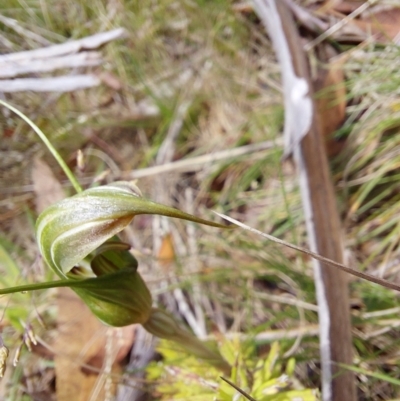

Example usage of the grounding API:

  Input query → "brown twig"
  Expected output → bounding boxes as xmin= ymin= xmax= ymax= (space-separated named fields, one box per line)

xmin=253 ymin=1 xmax=357 ymax=400
xmin=215 ymin=212 xmax=400 ymax=293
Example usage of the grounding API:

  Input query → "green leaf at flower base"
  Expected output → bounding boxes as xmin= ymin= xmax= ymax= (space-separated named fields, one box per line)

xmin=70 ymin=268 xmax=153 ymax=327
xmin=0 ymin=268 xmax=153 ymax=328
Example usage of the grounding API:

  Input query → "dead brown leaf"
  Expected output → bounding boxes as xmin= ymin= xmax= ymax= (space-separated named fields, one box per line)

xmin=55 ymin=289 xmax=135 ymax=401
xmin=81 ymin=326 xmax=135 ymax=373
xmin=360 ymin=7 xmax=400 ymax=42
xmin=330 ymin=1 xmax=365 ymax=14
xmin=322 ymin=1 xmax=400 ymax=43
xmin=55 ymin=288 xmax=105 ymax=401
xmin=157 ymin=233 xmax=176 ymax=272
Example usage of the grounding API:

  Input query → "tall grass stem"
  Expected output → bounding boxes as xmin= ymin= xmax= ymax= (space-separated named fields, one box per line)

xmin=0 ymin=99 xmax=82 ymax=193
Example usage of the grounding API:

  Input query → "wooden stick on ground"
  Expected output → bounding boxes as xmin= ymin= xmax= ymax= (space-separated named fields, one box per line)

xmin=0 ymin=28 xmax=125 ymax=63
xmin=0 ymin=28 xmax=126 ymax=93
xmin=253 ymin=1 xmax=357 ymax=400
xmin=0 ymin=75 xmax=101 ymax=93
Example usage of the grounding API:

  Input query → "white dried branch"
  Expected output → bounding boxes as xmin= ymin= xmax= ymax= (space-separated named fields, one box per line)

xmin=206 ymin=324 xmax=320 ymax=342
xmin=127 ymin=140 xmax=279 ymax=179
xmin=116 ymin=326 xmax=157 ymax=401
xmin=253 ymin=0 xmax=312 ymax=156
xmin=0 ymin=28 xmax=126 ymax=63
xmin=0 ymin=75 xmax=100 ymax=93
xmin=0 ymin=52 xmax=102 ymax=79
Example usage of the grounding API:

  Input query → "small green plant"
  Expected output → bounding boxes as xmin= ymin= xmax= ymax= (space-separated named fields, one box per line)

xmin=146 ymin=338 xmax=318 ymax=401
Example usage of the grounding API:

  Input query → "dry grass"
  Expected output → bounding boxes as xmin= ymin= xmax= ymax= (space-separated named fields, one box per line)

xmin=1 ymin=0 xmax=400 ymax=400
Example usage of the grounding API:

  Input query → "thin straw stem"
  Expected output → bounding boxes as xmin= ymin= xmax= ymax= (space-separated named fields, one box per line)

xmin=0 ymin=99 xmax=82 ymax=193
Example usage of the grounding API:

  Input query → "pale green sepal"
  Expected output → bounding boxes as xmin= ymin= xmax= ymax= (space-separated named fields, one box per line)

xmin=36 ymin=181 xmax=228 ymax=276
xmin=71 ymin=268 xmax=152 ymax=327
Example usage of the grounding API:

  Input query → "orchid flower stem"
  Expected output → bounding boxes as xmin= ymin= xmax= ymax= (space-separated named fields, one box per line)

xmin=0 ymin=279 xmax=74 ymax=295
xmin=0 ymin=270 xmax=135 ymax=295
xmin=0 ymin=99 xmax=82 ymax=194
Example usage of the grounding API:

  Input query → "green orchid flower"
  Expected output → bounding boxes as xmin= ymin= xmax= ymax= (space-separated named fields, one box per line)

xmin=0 ymin=181 xmax=230 ymax=373
xmin=35 ymin=181 xmax=225 ymax=278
